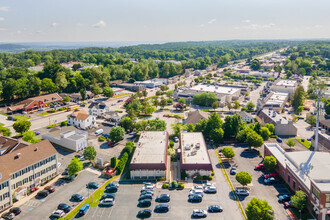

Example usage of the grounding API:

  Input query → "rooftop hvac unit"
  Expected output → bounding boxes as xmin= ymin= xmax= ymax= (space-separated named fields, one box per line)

xmin=185 ymin=144 xmax=191 ymax=150
xmin=195 ymin=143 xmax=200 ymax=149
xmin=191 ymin=150 xmax=197 ymax=155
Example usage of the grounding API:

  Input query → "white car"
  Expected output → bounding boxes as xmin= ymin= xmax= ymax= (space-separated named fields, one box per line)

xmin=235 ymin=189 xmax=249 ymax=196
xmin=99 ymin=198 xmax=115 ymax=206
xmin=143 ymin=182 xmax=155 ymax=188
xmin=51 ymin=210 xmax=65 ymax=218
xmin=202 ymin=183 xmax=215 ymax=188
xmin=189 ymin=189 xmax=204 ymax=197
xmin=190 ymin=185 xmax=203 ymax=191
xmin=142 ymin=185 xmax=154 ymax=191
xmin=192 ymin=209 xmax=207 ymax=218
xmin=204 ymin=186 xmax=217 ymax=193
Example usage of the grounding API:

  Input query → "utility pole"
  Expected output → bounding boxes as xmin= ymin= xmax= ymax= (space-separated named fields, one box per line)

xmin=314 ymin=89 xmax=323 ymax=152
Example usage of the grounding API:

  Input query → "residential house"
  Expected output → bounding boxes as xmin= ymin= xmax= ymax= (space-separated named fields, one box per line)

xmin=88 ymin=101 xmax=109 ymax=118
xmin=67 ymin=109 xmax=96 ymax=130
xmin=239 ymin=111 xmax=254 ymax=123
xmin=184 ymin=110 xmax=210 ymax=125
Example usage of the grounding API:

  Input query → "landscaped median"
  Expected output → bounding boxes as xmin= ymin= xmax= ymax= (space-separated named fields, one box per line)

xmin=213 ymin=147 xmax=247 ymax=220
xmin=59 ymin=175 xmax=119 ymax=220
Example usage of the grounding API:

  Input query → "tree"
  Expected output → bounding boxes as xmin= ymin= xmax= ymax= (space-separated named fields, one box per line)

xmin=142 ymin=90 xmax=148 ymax=98
xmin=103 ymin=86 xmax=114 ymax=98
xmin=246 ymin=130 xmax=263 ymax=149
xmin=212 ymin=102 xmax=218 ymax=110
xmin=83 ymin=146 xmax=97 ymax=163
xmin=160 ymin=84 xmax=169 ymax=91
xmin=153 ymin=97 xmax=160 ymax=108
xmin=109 ymin=126 xmax=125 ymax=142
xmin=144 ymin=106 xmax=156 ymax=115
xmin=22 ymin=130 xmax=41 ymax=143
xmin=171 ymin=123 xmax=187 ymax=137
xmin=227 ymin=102 xmax=232 ymax=110
xmin=233 ymin=100 xmax=240 ymax=109
xmin=292 ymin=86 xmax=305 ymax=111
xmin=222 ymin=147 xmax=235 ymax=160
xmin=193 ymin=92 xmax=218 ymax=106
xmin=160 ymin=98 xmax=167 ymax=108
xmin=235 ymin=171 xmax=252 ymax=188
xmin=205 ymin=112 xmax=223 ymax=136
xmin=62 ymin=96 xmax=71 ymax=102
xmin=209 ymin=127 xmax=224 ymax=144
xmin=265 ymin=123 xmax=275 ymax=135
xmin=291 ymin=190 xmax=307 ymax=218
xmin=41 ymin=78 xmax=56 ymax=93
xmin=110 ymin=157 xmax=118 ymax=169
xmin=178 ymin=97 xmax=186 ymax=104
xmin=254 ymin=122 xmax=262 ymax=134
xmin=286 ymin=138 xmax=296 ymax=147
xmin=13 ymin=120 xmax=31 ymax=134
xmin=263 ymin=156 xmax=277 ymax=172
xmin=250 ymin=59 xmax=260 ymax=70
xmin=306 ymin=115 xmax=316 ymax=126
xmin=91 ymin=83 xmax=101 ymax=95
xmin=260 ymin=127 xmax=271 ymax=140
xmin=121 ymin=116 xmax=134 ymax=131
xmin=0 ymin=127 xmax=11 ymax=137
xmin=123 ymin=141 xmax=135 ymax=155
xmin=245 ymin=197 xmax=274 ymax=220
xmin=55 ymin=72 xmax=68 ymax=91
xmin=173 ymin=102 xmax=186 ymax=111
xmin=223 ymin=114 xmax=243 ymax=138
xmin=80 ymin=88 xmax=86 ymax=101
xmin=246 ymin=101 xmax=255 ymax=112
xmin=67 ymin=157 xmax=83 ymax=176
xmin=187 ymin=123 xmax=195 ymax=132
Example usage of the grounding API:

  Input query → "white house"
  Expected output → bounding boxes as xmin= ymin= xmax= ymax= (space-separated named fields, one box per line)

xmin=88 ymin=101 xmax=109 ymax=117
xmin=239 ymin=111 xmax=254 ymax=123
xmin=67 ymin=109 xmax=96 ymax=130
xmin=42 ymin=126 xmax=88 ymax=152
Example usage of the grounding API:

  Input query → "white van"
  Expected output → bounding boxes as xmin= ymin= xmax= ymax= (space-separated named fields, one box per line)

xmin=94 ymin=129 xmax=104 ymax=136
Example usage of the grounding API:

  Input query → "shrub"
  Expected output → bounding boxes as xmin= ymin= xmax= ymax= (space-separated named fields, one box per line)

xmin=170 ymin=181 xmax=177 ymax=188
xmin=47 ymin=124 xmax=58 ymax=128
xmin=270 ymin=134 xmax=278 ymax=138
xmin=60 ymin=121 xmax=68 ymax=127
xmin=208 ymin=175 xmax=213 ymax=181
xmin=178 ymin=183 xmax=185 ymax=189
xmin=181 ymin=170 xmax=188 ymax=179
xmin=157 ymin=177 xmax=166 ymax=181
xmin=98 ymin=136 xmax=106 ymax=141
xmin=116 ymin=152 xmax=128 ymax=174
xmin=195 ymin=175 xmax=203 ymax=181
xmin=202 ymin=175 xmax=209 ymax=180
xmin=211 ymin=171 xmax=215 ymax=176
xmin=169 ymin=141 xmax=174 ymax=148
xmin=162 ymin=183 xmax=169 ymax=189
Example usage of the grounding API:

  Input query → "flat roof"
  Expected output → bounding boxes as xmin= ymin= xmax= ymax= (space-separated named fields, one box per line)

xmin=265 ymin=92 xmax=288 ymax=106
xmin=265 ymin=143 xmax=330 ymax=192
xmin=180 ymin=132 xmax=211 ymax=165
xmin=130 ymin=131 xmax=168 ymax=165
xmin=275 ymin=80 xmax=297 ymax=87
xmin=190 ymin=84 xmax=240 ymax=95
xmin=261 ymin=109 xmax=289 ymax=124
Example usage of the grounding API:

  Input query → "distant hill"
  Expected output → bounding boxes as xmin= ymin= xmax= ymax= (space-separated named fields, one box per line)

xmin=0 ymin=43 xmax=30 ymax=52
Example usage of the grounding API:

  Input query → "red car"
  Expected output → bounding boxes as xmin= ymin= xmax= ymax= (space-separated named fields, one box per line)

xmin=254 ymin=163 xmax=265 ymax=170
xmin=264 ymin=173 xmax=279 ymax=179
xmin=44 ymin=186 xmax=55 ymax=193
xmin=108 ymin=141 xmax=119 ymax=147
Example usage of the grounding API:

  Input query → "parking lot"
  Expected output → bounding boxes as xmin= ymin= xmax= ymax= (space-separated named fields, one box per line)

xmin=15 ymin=170 xmax=107 ymax=220
xmin=219 ymin=145 xmax=291 ymax=220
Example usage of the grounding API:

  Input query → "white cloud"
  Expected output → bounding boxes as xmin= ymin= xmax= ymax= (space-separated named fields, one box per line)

xmin=200 ymin=24 xmax=205 ymax=28
xmin=243 ymin=23 xmax=276 ymax=30
xmin=0 ymin=6 xmax=10 ymax=12
xmin=0 ymin=17 xmax=4 ymax=21
xmin=51 ymin=22 xmax=58 ymax=27
xmin=0 ymin=28 xmax=7 ymax=31
xmin=93 ymin=20 xmax=106 ymax=28
xmin=208 ymin=19 xmax=216 ymax=24
xmin=242 ymin=19 xmax=251 ymax=23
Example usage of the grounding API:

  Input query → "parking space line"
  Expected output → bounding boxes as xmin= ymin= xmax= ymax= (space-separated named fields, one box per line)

xmin=108 ymin=206 xmax=114 ymax=218
xmin=91 ymin=206 xmax=99 ymax=218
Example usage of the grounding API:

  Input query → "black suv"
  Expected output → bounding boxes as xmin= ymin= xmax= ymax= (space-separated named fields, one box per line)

xmin=154 ymin=204 xmax=170 ymax=213
xmin=37 ymin=190 xmax=49 ymax=198
xmin=156 ymin=194 xmax=170 ymax=202
xmin=137 ymin=209 xmax=152 ymax=218
xmin=139 ymin=194 xmax=153 ymax=201
xmin=138 ymin=199 xmax=152 ymax=207
xmin=188 ymin=194 xmax=202 ymax=202
xmin=58 ymin=203 xmax=71 ymax=213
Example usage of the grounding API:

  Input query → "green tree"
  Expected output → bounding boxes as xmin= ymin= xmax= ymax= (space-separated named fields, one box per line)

xmin=306 ymin=115 xmax=316 ymax=126
xmin=67 ymin=157 xmax=83 ymax=176
xmin=246 ymin=130 xmax=264 ymax=149
xmin=246 ymin=101 xmax=255 ymax=112
xmin=265 ymin=123 xmax=275 ymax=135
xmin=263 ymin=156 xmax=277 ymax=172
xmin=109 ymin=126 xmax=125 ymax=142
xmin=178 ymin=97 xmax=186 ymax=104
xmin=254 ymin=122 xmax=262 ymax=134
xmin=160 ymin=84 xmax=169 ymax=91
xmin=91 ymin=83 xmax=101 ymax=95
xmin=160 ymin=98 xmax=168 ymax=108
xmin=222 ymin=147 xmax=235 ymax=160
xmin=235 ymin=171 xmax=252 ymax=188
xmin=292 ymin=86 xmax=305 ymax=112
xmin=83 ymin=146 xmax=97 ymax=163
xmin=0 ymin=127 xmax=11 ymax=137
xmin=233 ymin=100 xmax=240 ymax=109
xmin=260 ymin=127 xmax=271 ymax=140
xmin=13 ymin=120 xmax=31 ymax=134
xmin=80 ymin=88 xmax=86 ymax=101
xmin=41 ymin=78 xmax=57 ymax=93
xmin=123 ymin=141 xmax=135 ymax=155
xmin=171 ymin=123 xmax=187 ymax=137
xmin=209 ymin=127 xmax=224 ymax=144
xmin=103 ymin=86 xmax=114 ymax=98
xmin=227 ymin=102 xmax=232 ymax=110
xmin=62 ymin=96 xmax=71 ymax=102
xmin=121 ymin=116 xmax=134 ymax=131
xmin=110 ymin=157 xmax=118 ymax=169
xmin=55 ymin=72 xmax=68 ymax=92
xmin=212 ymin=102 xmax=218 ymax=110
xmin=291 ymin=190 xmax=307 ymax=218
xmin=204 ymin=112 xmax=223 ymax=137
xmin=193 ymin=92 xmax=218 ymax=106
xmin=245 ymin=197 xmax=274 ymax=220
xmin=22 ymin=130 xmax=41 ymax=143
xmin=142 ymin=90 xmax=148 ymax=98
xmin=223 ymin=114 xmax=243 ymax=138
xmin=144 ymin=106 xmax=156 ymax=115
xmin=286 ymin=138 xmax=296 ymax=147
xmin=187 ymin=123 xmax=195 ymax=132
xmin=251 ymin=59 xmax=261 ymax=70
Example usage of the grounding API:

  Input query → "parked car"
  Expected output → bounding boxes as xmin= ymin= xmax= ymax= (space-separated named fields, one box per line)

xmin=107 ymin=182 xmax=119 ymax=188
xmin=141 ymin=188 xmax=154 ymax=193
xmin=230 ymin=167 xmax=237 ymax=175
xmin=44 ymin=186 xmax=55 ymax=193
xmin=141 ymin=190 xmax=154 ymax=195
xmin=107 ymin=141 xmax=119 ymax=147
xmin=22 ymin=111 xmax=27 ymax=115
xmin=138 ymin=199 xmax=152 ymax=207
xmin=37 ymin=190 xmax=49 ymax=198
xmin=202 ymin=183 xmax=215 ymax=188
xmin=57 ymin=203 xmax=71 ymax=213
xmin=276 ymin=137 xmax=282 ymax=143
xmin=105 ymin=186 xmax=118 ymax=193
xmin=156 ymin=194 xmax=170 ymax=202
xmin=204 ymin=186 xmax=217 ymax=194
xmin=143 ymin=182 xmax=155 ymax=188
xmin=7 ymin=116 xmax=14 ymax=121
xmin=154 ymin=204 xmax=170 ymax=213
xmin=190 ymin=186 xmax=203 ymax=191
xmin=38 ymin=108 xmax=45 ymax=111
xmin=173 ymin=137 xmax=179 ymax=142
xmin=101 ymin=193 xmax=116 ymax=200
xmin=189 ymin=190 xmax=204 ymax=197
xmin=79 ymin=204 xmax=90 ymax=215
xmin=99 ymin=198 xmax=115 ymax=207
xmin=188 ymin=194 xmax=202 ymax=202
xmin=1 ymin=212 xmax=14 ymax=220
xmin=87 ymin=182 xmax=100 ymax=189
xmin=139 ymin=194 xmax=153 ymax=201
xmin=254 ymin=163 xmax=265 ymax=170
xmin=278 ymin=194 xmax=291 ymax=203
xmin=51 ymin=210 xmax=65 ymax=218
xmin=102 ymin=133 xmax=110 ymax=138
xmin=264 ymin=173 xmax=279 ymax=179
xmin=137 ymin=209 xmax=152 ymax=218
xmin=208 ymin=205 xmax=223 ymax=213
xmin=34 ymin=131 xmax=40 ymax=135
xmin=192 ymin=209 xmax=207 ymax=218
xmin=142 ymin=185 xmax=154 ymax=191
xmin=9 ymin=207 xmax=21 ymax=216
xmin=235 ymin=189 xmax=249 ymax=196
xmin=264 ymin=177 xmax=280 ymax=185
xmin=71 ymin=194 xmax=84 ymax=202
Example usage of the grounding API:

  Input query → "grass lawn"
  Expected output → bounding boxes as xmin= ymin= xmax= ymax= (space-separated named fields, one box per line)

xmin=113 ymin=93 xmax=129 ymax=99
xmin=38 ymin=108 xmax=66 ymax=116
xmin=14 ymin=116 xmax=30 ymax=121
xmin=296 ymin=139 xmax=313 ymax=150
xmin=290 ymin=208 xmax=314 ymax=220
xmin=0 ymin=113 xmax=9 ymax=117
xmin=0 ymin=122 xmax=4 ymax=127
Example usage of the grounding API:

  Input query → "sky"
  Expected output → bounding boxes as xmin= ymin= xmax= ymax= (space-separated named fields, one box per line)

xmin=0 ymin=0 xmax=329 ymax=43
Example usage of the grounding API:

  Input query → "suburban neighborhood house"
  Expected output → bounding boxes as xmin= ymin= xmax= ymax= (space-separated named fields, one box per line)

xmin=0 ymin=140 xmax=58 ymax=212
xmin=184 ymin=110 xmax=210 ymax=125
xmin=239 ymin=111 xmax=254 ymax=123
xmin=257 ymin=109 xmax=297 ymax=136
xmin=179 ymin=132 xmax=212 ymax=177
xmin=88 ymin=101 xmax=109 ymax=117
xmin=42 ymin=126 xmax=88 ymax=152
xmin=6 ymin=93 xmax=63 ymax=113
xmin=264 ymin=143 xmax=330 ymax=220
xmin=129 ymin=131 xmax=168 ymax=180
xmin=67 ymin=109 xmax=96 ymax=130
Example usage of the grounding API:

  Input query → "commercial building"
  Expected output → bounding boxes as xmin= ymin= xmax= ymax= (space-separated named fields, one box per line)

xmin=271 ymin=79 xmax=298 ymax=98
xmin=112 ymin=88 xmax=126 ymax=96
xmin=67 ymin=109 xmax=96 ymax=130
xmin=258 ymin=92 xmax=289 ymax=112
xmin=129 ymin=131 xmax=168 ymax=180
xmin=7 ymin=93 xmax=63 ymax=113
xmin=116 ymin=83 xmax=146 ymax=92
xmin=88 ymin=101 xmax=109 ymax=118
xmin=264 ymin=143 xmax=330 ymax=220
xmin=134 ymin=78 xmax=168 ymax=88
xmin=257 ymin=109 xmax=297 ymax=136
xmin=0 ymin=140 xmax=58 ymax=212
xmin=42 ymin=126 xmax=88 ymax=152
xmin=179 ymin=132 xmax=212 ymax=177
